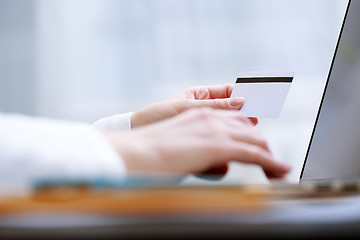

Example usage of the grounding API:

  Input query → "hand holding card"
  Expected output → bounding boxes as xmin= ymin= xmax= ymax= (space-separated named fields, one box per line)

xmin=231 ymin=72 xmax=294 ymax=118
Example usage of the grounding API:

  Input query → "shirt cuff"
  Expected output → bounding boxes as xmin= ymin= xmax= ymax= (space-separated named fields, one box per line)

xmin=0 ymin=114 xmax=127 ymax=195
xmin=92 ymin=112 xmax=133 ymax=131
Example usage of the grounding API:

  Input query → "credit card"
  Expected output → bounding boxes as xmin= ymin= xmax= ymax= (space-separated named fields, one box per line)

xmin=231 ymin=72 xmax=294 ymax=118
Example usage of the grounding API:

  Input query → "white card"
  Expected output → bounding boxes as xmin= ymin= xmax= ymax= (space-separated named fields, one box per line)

xmin=230 ymin=72 xmax=294 ymax=118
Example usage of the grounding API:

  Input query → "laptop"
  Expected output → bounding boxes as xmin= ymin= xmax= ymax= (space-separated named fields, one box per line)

xmin=299 ymin=0 xmax=360 ymax=184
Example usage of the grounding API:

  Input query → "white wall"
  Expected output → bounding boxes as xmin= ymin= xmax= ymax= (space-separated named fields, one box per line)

xmin=0 ymin=0 xmax=36 ymax=115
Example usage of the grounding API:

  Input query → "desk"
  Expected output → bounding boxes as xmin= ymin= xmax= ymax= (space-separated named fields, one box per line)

xmin=1 ymin=184 xmax=360 ymax=239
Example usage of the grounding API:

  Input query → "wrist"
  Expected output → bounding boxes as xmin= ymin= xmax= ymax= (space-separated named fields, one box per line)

xmin=101 ymin=131 xmax=158 ymax=174
xmin=130 ymin=103 xmax=164 ymax=129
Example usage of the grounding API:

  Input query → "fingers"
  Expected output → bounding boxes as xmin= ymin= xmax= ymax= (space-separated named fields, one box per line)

xmin=229 ymin=131 xmax=270 ymax=151
xmin=202 ymin=109 xmax=289 ymax=179
xmin=130 ymin=106 xmax=290 ymax=179
xmin=205 ymin=84 xmax=234 ymax=99
xmin=248 ymin=117 xmax=258 ymax=125
xmin=169 ymin=108 xmax=290 ymax=179
xmin=182 ymin=96 xmax=257 ymax=127
xmin=184 ymin=84 xmax=235 ymax=100
xmin=196 ymin=164 xmax=229 ymax=180
xmin=202 ymin=164 xmax=229 ymax=175
xmin=226 ymin=143 xmax=291 ymax=179
xmin=191 ymin=97 xmax=245 ymax=111
xmin=209 ymin=113 xmax=268 ymax=151
xmin=213 ymin=108 xmax=255 ymax=126
xmin=263 ymin=164 xmax=291 ymax=179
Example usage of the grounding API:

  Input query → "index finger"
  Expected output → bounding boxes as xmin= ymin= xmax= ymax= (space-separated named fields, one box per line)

xmin=213 ymin=108 xmax=254 ymax=126
xmin=228 ymin=143 xmax=291 ymax=179
xmin=203 ymin=84 xmax=235 ymax=99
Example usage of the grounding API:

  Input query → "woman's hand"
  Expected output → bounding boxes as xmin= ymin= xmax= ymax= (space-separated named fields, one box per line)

xmin=104 ymin=108 xmax=289 ymax=179
xmin=131 ymin=84 xmax=258 ymax=128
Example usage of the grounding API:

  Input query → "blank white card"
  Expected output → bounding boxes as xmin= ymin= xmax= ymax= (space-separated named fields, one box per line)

xmin=230 ymin=72 xmax=294 ymax=118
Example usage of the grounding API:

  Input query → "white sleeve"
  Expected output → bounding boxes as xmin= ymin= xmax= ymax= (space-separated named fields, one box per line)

xmin=0 ymin=113 xmax=127 ymax=194
xmin=92 ymin=112 xmax=133 ymax=131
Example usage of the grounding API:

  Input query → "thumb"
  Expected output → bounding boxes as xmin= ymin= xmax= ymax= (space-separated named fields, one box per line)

xmin=193 ymin=97 xmax=245 ymax=110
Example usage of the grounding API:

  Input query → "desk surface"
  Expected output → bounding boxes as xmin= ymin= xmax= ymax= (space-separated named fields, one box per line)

xmin=1 ymin=184 xmax=360 ymax=238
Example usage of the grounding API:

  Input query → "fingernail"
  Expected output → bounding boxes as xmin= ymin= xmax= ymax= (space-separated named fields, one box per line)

xmin=229 ymin=97 xmax=245 ymax=107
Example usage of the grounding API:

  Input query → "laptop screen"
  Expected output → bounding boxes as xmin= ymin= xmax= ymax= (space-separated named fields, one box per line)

xmin=300 ymin=0 xmax=360 ymax=181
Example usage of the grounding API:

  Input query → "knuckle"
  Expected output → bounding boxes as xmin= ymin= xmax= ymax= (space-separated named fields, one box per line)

xmin=182 ymin=99 xmax=195 ymax=110
xmin=208 ymin=143 xmax=227 ymax=158
xmin=210 ymin=99 xmax=222 ymax=108
xmin=249 ymin=127 xmax=262 ymax=136
xmin=249 ymin=131 xmax=268 ymax=147
xmin=195 ymin=107 xmax=213 ymax=119
xmin=248 ymin=145 xmax=269 ymax=161
xmin=235 ymin=112 xmax=252 ymax=124
xmin=257 ymin=138 xmax=268 ymax=149
xmin=194 ymin=86 xmax=209 ymax=99
xmin=258 ymin=136 xmax=268 ymax=146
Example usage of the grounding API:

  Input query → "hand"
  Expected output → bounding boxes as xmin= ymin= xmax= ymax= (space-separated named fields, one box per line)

xmin=131 ymin=84 xmax=258 ymax=128
xmin=104 ymin=108 xmax=290 ymax=179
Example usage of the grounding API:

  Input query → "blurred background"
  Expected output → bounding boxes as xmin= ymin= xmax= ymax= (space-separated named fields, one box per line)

xmin=0 ymin=0 xmax=348 ymax=183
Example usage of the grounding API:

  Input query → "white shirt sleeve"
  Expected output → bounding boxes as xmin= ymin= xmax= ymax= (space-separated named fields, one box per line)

xmin=92 ymin=112 xmax=133 ymax=131
xmin=0 ymin=113 xmax=126 ymax=194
